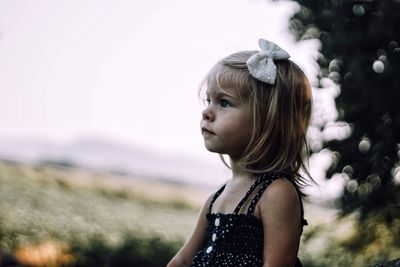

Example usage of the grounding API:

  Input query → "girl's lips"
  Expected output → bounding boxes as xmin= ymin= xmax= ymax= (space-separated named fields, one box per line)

xmin=201 ymin=127 xmax=215 ymax=135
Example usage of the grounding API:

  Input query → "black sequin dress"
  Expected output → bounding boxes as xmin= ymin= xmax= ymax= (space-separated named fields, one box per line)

xmin=191 ymin=172 xmax=307 ymax=267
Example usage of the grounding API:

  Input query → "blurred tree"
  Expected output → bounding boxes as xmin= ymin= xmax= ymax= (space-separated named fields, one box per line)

xmin=290 ymin=0 xmax=400 ymax=220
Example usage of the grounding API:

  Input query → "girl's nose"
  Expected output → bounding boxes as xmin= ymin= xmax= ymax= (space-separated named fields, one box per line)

xmin=202 ymin=106 xmax=214 ymax=121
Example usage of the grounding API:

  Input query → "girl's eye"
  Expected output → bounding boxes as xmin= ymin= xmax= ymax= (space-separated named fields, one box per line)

xmin=220 ymin=99 xmax=232 ymax=108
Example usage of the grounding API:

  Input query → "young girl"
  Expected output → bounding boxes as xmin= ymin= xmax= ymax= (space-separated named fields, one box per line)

xmin=167 ymin=39 xmax=313 ymax=267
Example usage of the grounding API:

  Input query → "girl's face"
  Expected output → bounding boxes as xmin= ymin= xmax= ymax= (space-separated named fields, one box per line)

xmin=200 ymin=83 xmax=252 ymax=160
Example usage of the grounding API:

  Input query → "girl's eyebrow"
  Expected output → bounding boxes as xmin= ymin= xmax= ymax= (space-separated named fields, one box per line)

xmin=207 ymin=88 xmax=238 ymax=99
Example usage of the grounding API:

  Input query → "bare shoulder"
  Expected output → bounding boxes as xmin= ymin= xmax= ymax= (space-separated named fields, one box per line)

xmin=257 ymin=177 xmax=301 ymax=221
xmin=260 ymin=177 xmax=300 ymax=204
xmin=202 ymin=191 xmax=215 ymax=210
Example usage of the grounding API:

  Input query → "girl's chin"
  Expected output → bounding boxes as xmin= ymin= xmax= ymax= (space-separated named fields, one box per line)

xmin=204 ymin=144 xmax=223 ymax=154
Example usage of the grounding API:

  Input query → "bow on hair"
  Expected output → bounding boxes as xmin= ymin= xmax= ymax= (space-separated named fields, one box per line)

xmin=246 ymin=39 xmax=290 ymax=85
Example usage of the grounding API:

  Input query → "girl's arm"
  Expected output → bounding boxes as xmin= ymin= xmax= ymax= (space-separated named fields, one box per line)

xmin=166 ymin=194 xmax=213 ymax=267
xmin=259 ymin=178 xmax=302 ymax=267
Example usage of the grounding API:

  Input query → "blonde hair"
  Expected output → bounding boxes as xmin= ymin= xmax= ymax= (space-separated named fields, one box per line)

xmin=200 ymin=51 xmax=314 ymax=193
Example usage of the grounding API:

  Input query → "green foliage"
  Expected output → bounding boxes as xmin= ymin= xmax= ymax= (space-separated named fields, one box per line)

xmin=290 ymin=0 xmax=400 ymax=218
xmin=70 ymin=234 xmax=181 ymax=267
xmin=299 ymin=211 xmax=400 ymax=267
xmin=0 ymin=223 xmax=181 ymax=267
xmin=0 ymin=161 xmax=196 ymax=266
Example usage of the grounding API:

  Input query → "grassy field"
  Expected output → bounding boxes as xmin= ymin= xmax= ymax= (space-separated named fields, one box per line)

xmin=0 ymin=160 xmax=399 ymax=267
xmin=0 ymin=160 xmax=209 ymax=242
xmin=0 ymin=160 xmax=207 ymax=266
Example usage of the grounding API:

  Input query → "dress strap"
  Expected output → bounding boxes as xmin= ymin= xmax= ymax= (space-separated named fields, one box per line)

xmin=300 ymin=203 xmax=308 ymax=229
xmin=298 ymin=190 xmax=308 ymax=231
xmin=232 ymin=175 xmax=265 ymax=215
xmin=246 ymin=173 xmax=309 ymax=231
xmin=246 ymin=173 xmax=281 ymax=215
xmin=208 ymin=183 xmax=227 ymax=214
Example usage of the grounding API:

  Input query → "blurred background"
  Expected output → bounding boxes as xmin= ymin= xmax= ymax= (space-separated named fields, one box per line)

xmin=0 ymin=0 xmax=399 ymax=266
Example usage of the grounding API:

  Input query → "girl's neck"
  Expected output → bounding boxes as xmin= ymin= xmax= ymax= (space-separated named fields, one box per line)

xmin=229 ymin=158 xmax=254 ymax=182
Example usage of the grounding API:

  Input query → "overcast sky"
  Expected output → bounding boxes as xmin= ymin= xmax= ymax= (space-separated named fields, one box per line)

xmin=0 ymin=0 xmax=352 ymax=201
xmin=0 ymin=0 xmax=319 ymax=159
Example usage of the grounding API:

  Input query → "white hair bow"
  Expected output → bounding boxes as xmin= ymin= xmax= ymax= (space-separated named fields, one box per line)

xmin=246 ymin=39 xmax=290 ymax=85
